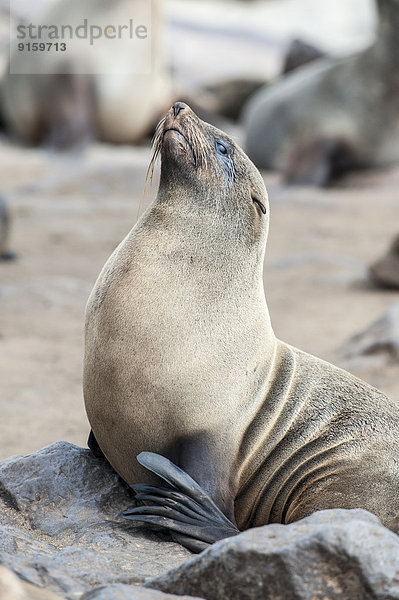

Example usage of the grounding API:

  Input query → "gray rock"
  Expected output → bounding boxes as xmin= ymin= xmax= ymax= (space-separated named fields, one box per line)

xmin=343 ymin=301 xmax=399 ymax=360
xmin=81 ymin=583 xmax=204 ymax=600
xmin=0 ymin=442 xmax=191 ymax=599
xmin=3 ymin=442 xmax=399 ymax=600
xmin=0 ymin=565 xmax=66 ymax=600
xmin=370 ymin=235 xmax=399 ymax=290
xmin=147 ymin=509 xmax=399 ymax=600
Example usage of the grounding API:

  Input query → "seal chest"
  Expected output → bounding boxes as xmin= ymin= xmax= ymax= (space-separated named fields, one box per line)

xmin=84 ymin=102 xmax=273 ymax=519
xmin=84 ymin=102 xmax=399 ymax=552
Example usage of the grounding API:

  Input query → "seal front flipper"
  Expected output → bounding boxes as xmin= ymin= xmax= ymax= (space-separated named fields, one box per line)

xmin=122 ymin=452 xmax=240 ymax=553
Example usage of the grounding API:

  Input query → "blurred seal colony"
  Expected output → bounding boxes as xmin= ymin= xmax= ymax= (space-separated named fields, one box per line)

xmin=243 ymin=0 xmax=399 ymax=185
xmin=1 ymin=0 xmax=172 ymax=148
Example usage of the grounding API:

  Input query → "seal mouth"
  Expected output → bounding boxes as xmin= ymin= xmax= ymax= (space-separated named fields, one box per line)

xmin=164 ymin=127 xmax=190 ymax=145
xmin=147 ymin=105 xmax=210 ymax=183
xmin=163 ymin=127 xmax=196 ymax=165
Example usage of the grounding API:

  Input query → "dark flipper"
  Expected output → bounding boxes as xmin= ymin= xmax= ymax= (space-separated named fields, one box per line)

xmin=122 ymin=452 xmax=240 ymax=553
xmin=87 ymin=429 xmax=106 ymax=460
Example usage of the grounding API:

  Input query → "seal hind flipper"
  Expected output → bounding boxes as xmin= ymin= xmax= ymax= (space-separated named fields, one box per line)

xmin=122 ymin=452 xmax=239 ymax=552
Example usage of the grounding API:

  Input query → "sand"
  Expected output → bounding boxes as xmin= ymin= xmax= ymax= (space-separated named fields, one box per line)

xmin=1 ymin=138 xmax=399 ymax=461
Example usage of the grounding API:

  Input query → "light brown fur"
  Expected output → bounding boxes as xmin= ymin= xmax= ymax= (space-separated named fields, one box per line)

xmin=84 ymin=103 xmax=399 ymax=532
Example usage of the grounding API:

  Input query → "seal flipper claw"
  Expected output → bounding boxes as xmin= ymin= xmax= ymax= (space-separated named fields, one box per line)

xmin=133 ymin=492 xmax=211 ymax=522
xmin=122 ymin=452 xmax=240 ymax=552
xmin=169 ymin=533 xmax=209 ymax=554
xmin=131 ymin=483 xmax=215 ymax=521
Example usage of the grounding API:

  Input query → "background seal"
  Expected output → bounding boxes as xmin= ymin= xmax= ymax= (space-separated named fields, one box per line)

xmin=242 ymin=0 xmax=399 ymax=185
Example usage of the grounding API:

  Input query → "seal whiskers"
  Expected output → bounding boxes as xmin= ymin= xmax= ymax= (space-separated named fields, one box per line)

xmin=146 ymin=116 xmax=166 ymax=185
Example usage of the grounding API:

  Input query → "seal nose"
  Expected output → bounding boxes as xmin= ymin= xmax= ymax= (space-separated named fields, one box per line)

xmin=172 ymin=102 xmax=186 ymax=118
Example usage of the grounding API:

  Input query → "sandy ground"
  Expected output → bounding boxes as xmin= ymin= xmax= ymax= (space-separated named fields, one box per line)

xmin=1 ymin=137 xmax=399 ymax=461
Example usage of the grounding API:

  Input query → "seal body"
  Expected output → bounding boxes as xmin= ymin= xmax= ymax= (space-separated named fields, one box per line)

xmin=84 ymin=102 xmax=399 ymax=549
xmin=243 ymin=0 xmax=399 ymax=185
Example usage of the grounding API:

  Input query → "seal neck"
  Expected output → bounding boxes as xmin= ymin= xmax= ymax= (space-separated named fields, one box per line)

xmin=155 ymin=182 xmax=269 ymax=261
xmin=141 ymin=185 xmax=269 ymax=312
xmin=134 ymin=185 xmax=277 ymax=387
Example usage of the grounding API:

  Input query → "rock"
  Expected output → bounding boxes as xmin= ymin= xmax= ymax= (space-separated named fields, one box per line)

xmin=283 ymin=38 xmax=326 ymax=74
xmin=369 ymin=235 xmax=399 ymax=289
xmin=0 ymin=566 xmax=64 ymax=600
xmin=342 ymin=301 xmax=399 ymax=360
xmin=81 ymin=583 xmax=204 ymax=600
xmin=2 ymin=443 xmax=399 ymax=600
xmin=146 ymin=509 xmax=399 ymax=600
xmin=0 ymin=567 xmax=23 ymax=600
xmin=0 ymin=442 xmax=191 ymax=600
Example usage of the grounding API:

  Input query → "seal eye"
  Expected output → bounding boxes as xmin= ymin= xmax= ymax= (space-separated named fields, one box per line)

xmin=216 ymin=141 xmax=228 ymax=155
xmin=215 ymin=139 xmax=234 ymax=185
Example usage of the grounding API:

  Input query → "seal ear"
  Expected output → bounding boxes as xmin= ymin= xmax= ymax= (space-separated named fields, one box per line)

xmin=252 ymin=194 xmax=267 ymax=214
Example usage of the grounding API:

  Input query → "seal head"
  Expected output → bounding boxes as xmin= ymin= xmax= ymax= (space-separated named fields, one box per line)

xmin=150 ymin=102 xmax=268 ymax=227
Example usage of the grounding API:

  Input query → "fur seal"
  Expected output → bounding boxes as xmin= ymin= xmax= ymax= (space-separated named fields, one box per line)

xmin=243 ymin=0 xmax=399 ymax=185
xmin=84 ymin=102 xmax=399 ymax=553
xmin=2 ymin=0 xmax=171 ymax=147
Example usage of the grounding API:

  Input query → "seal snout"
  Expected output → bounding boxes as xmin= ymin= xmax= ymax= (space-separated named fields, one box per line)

xmin=172 ymin=101 xmax=187 ymax=118
xmin=160 ymin=102 xmax=197 ymax=163
xmin=164 ymin=101 xmax=190 ymax=134
xmin=149 ymin=101 xmax=206 ymax=172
